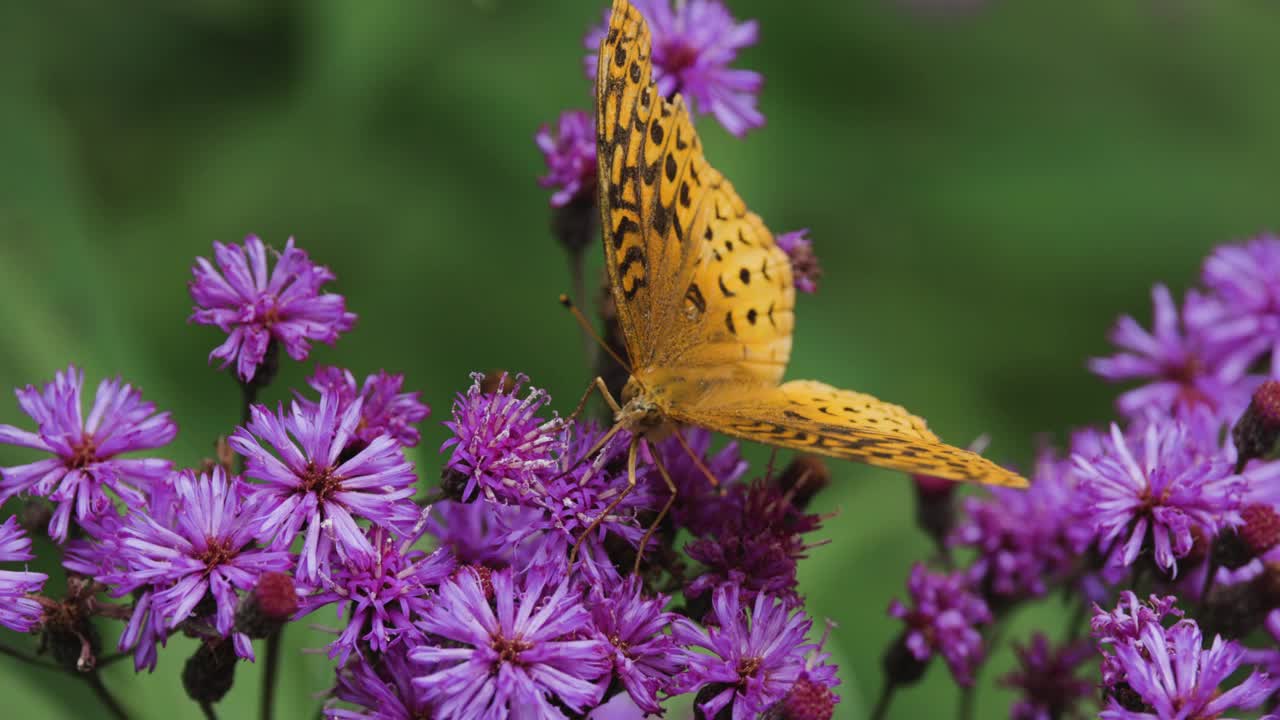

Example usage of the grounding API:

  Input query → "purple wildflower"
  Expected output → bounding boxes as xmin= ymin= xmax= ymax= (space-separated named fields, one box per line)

xmin=0 ymin=516 xmax=47 ymax=632
xmin=1091 ymin=591 xmax=1183 ymax=688
xmin=1191 ymin=234 xmax=1280 ymax=378
xmin=229 ymin=389 xmax=419 ymax=582
xmin=300 ymin=365 xmax=430 ymax=450
xmin=671 ymin=585 xmax=813 ymax=720
xmin=189 ymin=235 xmax=357 ymax=383
xmin=657 ymin=427 xmax=749 ymax=536
xmin=110 ymin=468 xmax=293 ymax=660
xmin=425 ymin=499 xmax=540 ymax=570
xmin=410 ymin=566 xmax=611 ymax=718
xmin=887 ymin=563 xmax=992 ymax=686
xmin=776 ymin=230 xmax=822 ymax=295
xmin=440 ymin=372 xmax=565 ymax=504
xmin=1100 ymin=618 xmax=1280 ymax=719
xmin=1090 ymin=284 xmax=1253 ymax=420
xmin=999 ymin=633 xmax=1094 ymax=720
xmin=300 ymin=511 xmax=455 ymax=664
xmin=536 ymin=110 xmax=597 ymax=208
xmin=0 ymin=365 xmax=176 ymax=542
xmin=1073 ymin=421 xmax=1242 ymax=576
xmin=588 ymin=576 xmax=682 ymax=714
xmin=779 ymin=622 xmax=842 ymax=720
xmin=585 ymin=0 xmax=764 ymax=137
xmin=327 ymin=647 xmax=431 ymax=719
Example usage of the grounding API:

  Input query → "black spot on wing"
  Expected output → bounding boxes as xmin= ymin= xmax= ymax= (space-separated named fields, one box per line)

xmin=725 ymin=310 xmax=736 ymax=335
xmin=746 ymin=308 xmax=758 ymax=325
xmin=613 ymin=216 xmax=639 ymax=249
xmin=718 ymin=276 xmax=735 ymax=297
xmin=739 ymin=267 xmax=751 ymax=284
xmin=665 ymin=154 xmax=677 ymax=181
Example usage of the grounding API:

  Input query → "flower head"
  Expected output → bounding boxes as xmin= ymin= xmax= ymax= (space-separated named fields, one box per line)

xmin=229 ymin=389 xmax=419 ymax=582
xmin=1073 ymin=420 xmax=1242 ymax=576
xmin=1191 ymin=234 xmax=1280 ymax=378
xmin=189 ymin=235 xmax=356 ymax=383
xmin=440 ymin=372 xmax=565 ymax=504
xmin=657 ymin=427 xmax=749 ymax=536
xmin=671 ymin=585 xmax=814 ymax=720
xmin=0 ymin=365 xmax=176 ymax=542
xmin=425 ymin=499 xmax=541 ymax=570
xmin=1091 ymin=284 xmax=1253 ymax=421
xmin=887 ymin=563 xmax=992 ymax=686
xmin=0 ymin=516 xmax=47 ymax=632
xmin=410 ymin=566 xmax=610 ymax=718
xmin=536 ymin=110 xmax=597 ymax=208
xmin=588 ymin=576 xmax=682 ymax=714
xmin=585 ymin=0 xmax=764 ymax=136
xmin=776 ymin=230 xmax=822 ymax=295
xmin=300 ymin=366 xmax=429 ymax=450
xmin=1091 ymin=591 xmax=1183 ymax=688
xmin=999 ymin=633 xmax=1094 ymax=720
xmin=327 ymin=647 xmax=431 ymax=720
xmin=301 ymin=511 xmax=455 ymax=664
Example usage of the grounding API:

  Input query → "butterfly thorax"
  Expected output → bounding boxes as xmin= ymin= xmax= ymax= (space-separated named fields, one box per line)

xmin=616 ymin=376 xmax=671 ymax=437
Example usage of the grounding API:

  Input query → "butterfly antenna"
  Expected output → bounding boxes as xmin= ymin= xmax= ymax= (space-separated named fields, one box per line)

xmin=559 ymin=294 xmax=633 ymax=375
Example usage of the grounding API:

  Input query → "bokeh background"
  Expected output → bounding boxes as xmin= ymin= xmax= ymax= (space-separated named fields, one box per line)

xmin=2 ymin=0 xmax=1278 ymax=717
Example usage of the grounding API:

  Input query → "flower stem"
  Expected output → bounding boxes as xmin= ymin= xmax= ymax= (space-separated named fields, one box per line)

xmin=200 ymin=701 xmax=219 ymax=720
xmin=870 ymin=681 xmax=896 ymax=720
xmin=0 ymin=641 xmax=61 ymax=672
xmin=85 ymin=672 xmax=130 ymax=720
xmin=957 ymin=685 xmax=975 ymax=720
xmin=259 ymin=627 xmax=283 ymax=720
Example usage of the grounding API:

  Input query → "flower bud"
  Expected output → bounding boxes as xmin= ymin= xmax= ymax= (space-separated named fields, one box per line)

xmin=1232 ymin=380 xmax=1280 ymax=470
xmin=774 ymin=455 xmax=830 ymax=511
xmin=774 ymin=678 xmax=837 ymax=720
xmin=182 ymin=639 xmax=237 ymax=705
xmin=235 ymin=572 xmax=297 ymax=639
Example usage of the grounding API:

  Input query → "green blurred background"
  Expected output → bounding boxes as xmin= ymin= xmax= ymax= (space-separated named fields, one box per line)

xmin=2 ymin=0 xmax=1278 ymax=717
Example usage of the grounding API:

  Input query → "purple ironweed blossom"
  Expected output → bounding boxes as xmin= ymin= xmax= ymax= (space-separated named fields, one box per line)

xmin=671 ymin=584 xmax=813 ymax=720
xmin=1099 ymin=618 xmax=1280 ymax=719
xmin=410 ymin=566 xmax=611 ymax=718
xmin=425 ymin=499 xmax=541 ymax=569
xmin=300 ymin=365 xmax=430 ymax=450
xmin=327 ymin=647 xmax=431 ymax=720
xmin=887 ymin=563 xmax=992 ymax=686
xmin=189 ymin=235 xmax=357 ymax=383
xmin=685 ymin=480 xmax=824 ymax=605
xmin=0 ymin=365 xmax=176 ymax=542
xmin=229 ymin=389 xmax=419 ymax=582
xmin=440 ymin=372 xmax=565 ymax=504
xmin=301 ymin=511 xmax=455 ymax=664
xmin=587 ymin=576 xmax=682 ymax=714
xmin=1191 ymin=234 xmax=1280 ymax=378
xmin=1074 ymin=421 xmax=1243 ymax=576
xmin=1092 ymin=591 xmax=1183 ymax=688
xmin=584 ymin=0 xmax=764 ymax=137
xmin=536 ymin=110 xmax=597 ymax=208
xmin=110 ymin=468 xmax=292 ymax=660
xmin=657 ymin=427 xmax=748 ymax=536
xmin=778 ymin=622 xmax=841 ymax=720
xmin=776 ymin=230 xmax=822 ymax=295
xmin=0 ymin=516 xmax=47 ymax=632
xmin=1091 ymin=284 xmax=1256 ymax=420
xmin=999 ymin=633 xmax=1094 ymax=720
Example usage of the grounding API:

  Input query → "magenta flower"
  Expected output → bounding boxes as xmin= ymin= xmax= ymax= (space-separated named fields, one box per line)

xmin=588 ymin=576 xmax=682 ymax=714
xmin=0 ymin=517 xmax=47 ymax=632
xmin=671 ymin=585 xmax=813 ymax=720
xmin=999 ymin=633 xmax=1094 ymax=720
xmin=229 ymin=389 xmax=419 ymax=582
xmin=1074 ymin=421 xmax=1242 ymax=576
xmin=888 ymin=563 xmax=992 ymax=686
xmin=327 ymin=648 xmax=432 ymax=719
xmin=410 ymin=567 xmax=611 ymax=718
xmin=1090 ymin=284 xmax=1254 ymax=420
xmin=0 ymin=365 xmax=176 ymax=542
xmin=424 ymin=499 xmax=541 ymax=570
xmin=1092 ymin=591 xmax=1183 ymax=688
xmin=657 ymin=427 xmax=748 ymax=536
xmin=776 ymin=230 xmax=822 ymax=295
xmin=189 ymin=235 xmax=356 ymax=383
xmin=1191 ymin=234 xmax=1280 ymax=378
xmin=536 ymin=109 xmax=597 ymax=208
xmin=300 ymin=365 xmax=430 ymax=450
xmin=585 ymin=0 xmax=764 ymax=137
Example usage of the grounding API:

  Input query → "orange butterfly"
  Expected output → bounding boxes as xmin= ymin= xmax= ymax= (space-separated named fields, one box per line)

xmin=566 ymin=0 xmax=1027 ymax=559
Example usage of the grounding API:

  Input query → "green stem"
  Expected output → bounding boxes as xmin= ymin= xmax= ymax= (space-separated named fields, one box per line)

xmin=85 ymin=672 xmax=129 ymax=720
xmin=259 ymin=628 xmax=283 ymax=720
xmin=0 ymin=641 xmax=62 ymax=672
xmin=870 ymin=681 xmax=896 ymax=720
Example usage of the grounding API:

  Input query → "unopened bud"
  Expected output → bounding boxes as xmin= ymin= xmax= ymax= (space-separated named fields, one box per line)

xmin=882 ymin=632 xmax=928 ymax=689
xmin=912 ymin=474 xmax=957 ymax=550
xmin=775 ymin=678 xmax=837 ymax=720
xmin=182 ymin=640 xmax=237 ymax=704
xmin=1232 ymin=380 xmax=1280 ymax=471
xmin=1240 ymin=504 xmax=1280 ymax=557
xmin=774 ymin=455 xmax=831 ymax=510
xmin=235 ymin=572 xmax=297 ymax=639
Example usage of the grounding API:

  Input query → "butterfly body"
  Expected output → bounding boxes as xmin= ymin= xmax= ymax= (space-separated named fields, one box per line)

xmin=592 ymin=0 xmax=1027 ymax=489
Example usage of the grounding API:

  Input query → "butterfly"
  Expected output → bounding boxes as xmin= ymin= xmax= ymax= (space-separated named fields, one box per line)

xmin=566 ymin=0 xmax=1027 ymax=560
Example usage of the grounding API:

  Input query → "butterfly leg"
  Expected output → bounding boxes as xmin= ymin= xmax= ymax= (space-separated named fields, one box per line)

xmin=566 ymin=375 xmax=623 ymax=423
xmin=569 ymin=433 xmax=639 ymax=567
xmin=633 ymin=437 xmax=677 ymax=574
xmin=671 ymin=428 xmax=722 ymax=487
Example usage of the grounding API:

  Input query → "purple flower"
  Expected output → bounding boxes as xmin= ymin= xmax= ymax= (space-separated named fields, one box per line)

xmin=229 ymin=389 xmax=419 ymax=582
xmin=887 ymin=563 xmax=992 ymax=686
xmin=440 ymin=372 xmax=565 ymax=504
xmin=1191 ymin=234 xmax=1280 ymax=378
xmin=657 ymin=427 xmax=748 ymax=536
xmin=776 ymin=230 xmax=822 ymax=295
xmin=109 ymin=468 xmax=293 ymax=660
xmin=536 ymin=110 xmax=597 ymax=208
xmin=425 ymin=499 xmax=541 ymax=570
xmin=189 ymin=235 xmax=357 ymax=383
xmin=999 ymin=633 xmax=1094 ymax=720
xmin=300 ymin=365 xmax=430 ymax=450
xmin=1100 ymin=618 xmax=1280 ymax=719
xmin=0 ymin=517 xmax=47 ymax=632
xmin=778 ymin=622 xmax=842 ymax=720
xmin=327 ymin=647 xmax=431 ymax=720
xmin=1090 ymin=284 xmax=1254 ymax=420
xmin=585 ymin=0 xmax=764 ymax=137
xmin=1073 ymin=421 xmax=1242 ymax=576
xmin=0 ymin=365 xmax=176 ymax=542
xmin=671 ymin=585 xmax=813 ymax=720
xmin=1092 ymin=591 xmax=1183 ymax=688
xmin=300 ymin=511 xmax=455 ymax=664
xmin=588 ymin=576 xmax=681 ymax=714
xmin=410 ymin=567 xmax=610 ymax=718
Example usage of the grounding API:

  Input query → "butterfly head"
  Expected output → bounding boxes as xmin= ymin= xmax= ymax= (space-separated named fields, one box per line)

xmin=616 ymin=376 xmax=669 ymax=437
